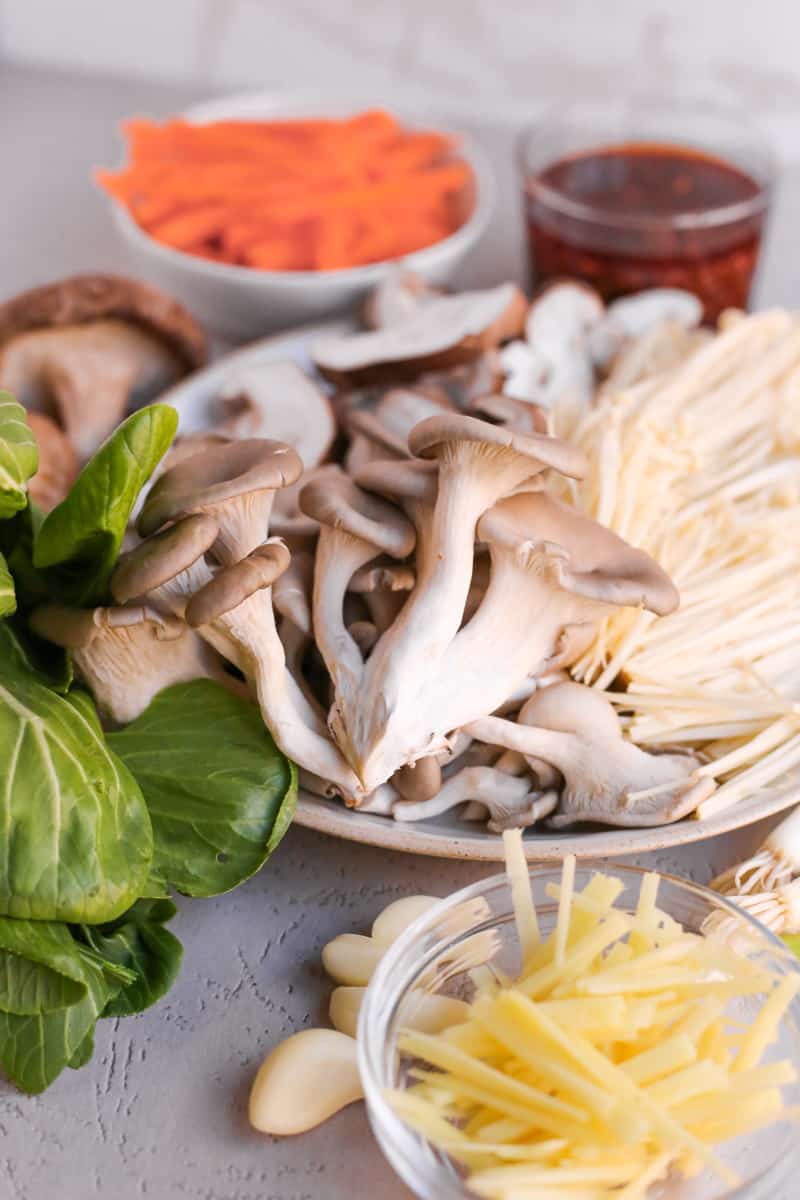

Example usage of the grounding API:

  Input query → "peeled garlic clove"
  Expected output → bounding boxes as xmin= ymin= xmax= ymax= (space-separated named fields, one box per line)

xmin=322 ymin=933 xmax=384 ymax=985
xmin=329 ymin=985 xmax=365 ymax=1037
xmin=249 ymin=1029 xmax=363 ymax=1135
xmin=371 ymin=895 xmax=439 ymax=947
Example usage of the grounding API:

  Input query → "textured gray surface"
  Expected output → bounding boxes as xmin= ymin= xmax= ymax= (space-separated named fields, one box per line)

xmin=0 ymin=61 xmax=796 ymax=1200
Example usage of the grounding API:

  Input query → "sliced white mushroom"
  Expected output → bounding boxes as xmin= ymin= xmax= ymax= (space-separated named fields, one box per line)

xmin=361 ymin=269 xmax=442 ymax=330
xmin=217 ymin=359 xmax=336 ymax=470
xmin=590 ymin=288 xmax=703 ymax=370
xmin=312 ymin=283 xmax=528 ymax=387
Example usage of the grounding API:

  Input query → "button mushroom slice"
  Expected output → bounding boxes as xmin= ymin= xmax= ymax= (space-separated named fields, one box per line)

xmin=28 ymin=602 xmax=222 ymax=725
xmin=348 ymin=562 xmax=415 ymax=632
xmin=590 ymin=288 xmax=703 ymax=371
xmin=216 ymin=360 xmax=336 ymax=471
xmin=185 ymin=542 xmax=362 ymax=802
xmin=312 ymin=283 xmax=528 ymax=387
xmin=137 ymin=439 xmax=303 ymax=566
xmin=24 ymin=411 xmax=78 ymax=510
xmin=351 ymin=417 xmax=586 ymax=792
xmin=298 ymin=471 xmax=415 ymax=770
xmin=467 ymin=681 xmax=715 ymax=828
xmin=392 ymin=755 xmax=443 ymax=803
xmin=361 ymin=269 xmax=442 ymax=330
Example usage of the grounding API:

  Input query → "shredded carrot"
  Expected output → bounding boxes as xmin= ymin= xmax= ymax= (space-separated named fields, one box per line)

xmin=97 ymin=110 xmax=474 ymax=271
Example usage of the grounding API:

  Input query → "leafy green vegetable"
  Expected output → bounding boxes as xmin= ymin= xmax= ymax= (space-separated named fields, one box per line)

xmin=109 ymin=680 xmax=297 ymax=897
xmin=0 ymin=393 xmax=37 ymax=520
xmin=0 ymin=918 xmax=89 ymax=1015
xmin=0 ymin=551 xmax=14 ymax=618
xmin=0 ymin=502 xmax=49 ymax=609
xmin=68 ymin=1027 xmax=95 ymax=1070
xmin=34 ymin=404 xmax=178 ymax=605
xmin=0 ymin=633 xmax=153 ymax=922
xmin=0 ymin=955 xmax=120 ymax=1093
xmin=782 ymin=934 xmax=800 ymax=959
xmin=77 ymin=898 xmax=182 ymax=1017
xmin=0 ymin=617 xmax=72 ymax=693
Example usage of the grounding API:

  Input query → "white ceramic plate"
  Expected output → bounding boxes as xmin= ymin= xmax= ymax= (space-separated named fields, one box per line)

xmin=158 ymin=323 xmax=800 ymax=861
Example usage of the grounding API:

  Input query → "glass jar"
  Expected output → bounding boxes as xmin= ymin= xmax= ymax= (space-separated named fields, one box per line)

xmin=359 ymin=863 xmax=800 ymax=1200
xmin=518 ymin=101 xmax=774 ymax=322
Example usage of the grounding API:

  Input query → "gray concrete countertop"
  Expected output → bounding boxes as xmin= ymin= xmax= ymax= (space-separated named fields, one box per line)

xmin=0 ymin=61 xmax=795 ymax=1200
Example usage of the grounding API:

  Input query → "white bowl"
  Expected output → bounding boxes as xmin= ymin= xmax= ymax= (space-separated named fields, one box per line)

xmin=106 ymin=89 xmax=496 ymax=342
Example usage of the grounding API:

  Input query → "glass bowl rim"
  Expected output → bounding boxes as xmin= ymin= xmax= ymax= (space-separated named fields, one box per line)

xmin=516 ymin=98 xmax=776 ymax=234
xmin=358 ymin=860 xmax=800 ymax=1200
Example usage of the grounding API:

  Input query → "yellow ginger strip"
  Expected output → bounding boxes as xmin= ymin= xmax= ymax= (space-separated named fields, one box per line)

xmin=618 ymin=1034 xmax=698 ymax=1085
xmin=734 ymin=976 xmax=800 ymax=1071
xmin=502 ymin=830 xmax=539 ymax=966
xmin=554 ymin=854 xmax=576 ymax=966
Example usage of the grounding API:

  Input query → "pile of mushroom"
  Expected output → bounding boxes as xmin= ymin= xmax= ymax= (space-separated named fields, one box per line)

xmin=101 ymin=270 xmax=725 ymax=833
xmin=0 ymin=273 xmax=208 ymax=508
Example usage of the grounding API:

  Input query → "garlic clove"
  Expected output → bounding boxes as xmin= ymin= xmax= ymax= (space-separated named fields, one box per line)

xmin=371 ymin=895 xmax=439 ymax=947
xmin=329 ymin=985 xmax=365 ymax=1037
xmin=249 ymin=1028 xmax=363 ymax=1135
xmin=321 ymin=932 xmax=384 ymax=985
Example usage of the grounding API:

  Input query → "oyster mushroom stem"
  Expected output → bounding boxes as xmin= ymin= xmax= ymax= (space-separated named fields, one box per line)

xmin=392 ymin=755 xmax=442 ymax=803
xmin=349 ymin=562 xmax=415 ymax=632
xmin=185 ymin=543 xmax=363 ymax=803
xmin=393 ymin=764 xmax=554 ymax=831
xmin=138 ymin=439 xmax=303 ymax=566
xmin=403 ymin=490 xmax=678 ymax=745
xmin=28 ymin=603 xmax=221 ymax=725
xmin=354 ymin=417 xmax=587 ymax=791
xmin=466 ymin=681 xmax=714 ymax=828
xmin=299 ymin=472 xmax=415 ymax=767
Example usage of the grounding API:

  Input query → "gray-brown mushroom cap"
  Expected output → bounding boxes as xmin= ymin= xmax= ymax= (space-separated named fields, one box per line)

xmin=349 ymin=563 xmax=416 ymax=595
xmin=409 ymin=412 xmax=587 ymax=481
xmin=185 ymin=542 xmax=291 ymax=628
xmin=299 ymin=472 xmax=416 ymax=559
xmin=353 ymin=458 xmax=438 ymax=504
xmin=478 ymin=492 xmax=679 ymax=616
xmin=471 ymin=393 xmax=549 ymax=435
xmin=0 ymin=273 xmax=208 ymax=369
xmin=111 ymin=514 xmax=220 ymax=604
xmin=137 ymin=439 xmax=303 ymax=537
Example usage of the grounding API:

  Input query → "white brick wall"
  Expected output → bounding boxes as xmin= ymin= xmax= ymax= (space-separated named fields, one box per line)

xmin=2 ymin=0 xmax=800 ymax=155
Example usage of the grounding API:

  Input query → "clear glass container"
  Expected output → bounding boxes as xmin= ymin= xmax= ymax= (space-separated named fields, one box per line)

xmin=518 ymin=101 xmax=775 ymax=322
xmin=359 ymin=863 xmax=800 ymax=1200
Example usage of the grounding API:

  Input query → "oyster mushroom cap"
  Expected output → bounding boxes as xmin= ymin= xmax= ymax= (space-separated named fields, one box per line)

xmin=467 ymin=681 xmax=714 ymax=829
xmin=361 ymin=269 xmax=442 ymax=330
xmin=312 ymin=283 xmax=528 ymax=387
xmin=479 ymin=492 xmax=679 ymax=617
xmin=186 ymin=541 xmax=291 ymax=628
xmin=298 ymin=472 xmax=416 ymax=560
xmin=270 ymin=463 xmax=343 ymax=541
xmin=24 ymin=410 xmax=78 ymax=510
xmin=111 ymin=513 xmax=220 ymax=605
xmin=347 ymin=386 xmax=454 ymax=460
xmin=471 ymin=392 xmax=549 ymax=435
xmin=137 ymin=438 xmax=303 ymax=564
xmin=28 ymin=602 xmax=216 ymax=725
xmin=409 ymin=412 xmax=587 ymax=482
xmin=349 ymin=562 xmax=416 ymax=597
xmin=392 ymin=754 xmax=442 ymax=803
xmin=354 ymin=458 xmax=438 ymax=506
xmin=217 ymin=359 xmax=336 ymax=470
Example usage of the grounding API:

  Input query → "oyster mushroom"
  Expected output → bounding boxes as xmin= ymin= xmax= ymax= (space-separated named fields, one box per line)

xmin=24 ymin=411 xmax=78 ymax=509
xmin=344 ymin=386 xmax=453 ymax=472
xmin=393 ymin=763 xmax=555 ymax=831
xmin=361 ymin=269 xmax=442 ymax=330
xmin=410 ymin=490 xmax=677 ymax=739
xmin=0 ymin=273 xmax=206 ymax=459
xmin=138 ymin=439 xmax=303 ymax=565
xmin=352 ymin=416 xmax=586 ymax=791
xmin=28 ymin=603 xmax=221 ymax=725
xmin=216 ymin=360 xmax=336 ymax=471
xmin=111 ymin=513 xmax=220 ymax=615
xmin=392 ymin=755 xmax=442 ymax=803
xmin=470 ymin=393 xmax=548 ymax=436
xmin=467 ymin=681 xmax=714 ymax=828
xmin=298 ymin=471 xmax=415 ymax=770
xmin=272 ymin=550 xmax=315 ymax=637
xmin=348 ymin=562 xmax=415 ymax=632
xmin=312 ymin=283 xmax=528 ymax=387
xmin=185 ymin=542 xmax=362 ymax=802
xmin=271 ymin=464 xmax=343 ymax=542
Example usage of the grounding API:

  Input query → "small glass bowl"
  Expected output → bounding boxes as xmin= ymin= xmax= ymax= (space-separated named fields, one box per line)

xmin=359 ymin=863 xmax=800 ymax=1200
xmin=518 ymin=100 xmax=774 ymax=321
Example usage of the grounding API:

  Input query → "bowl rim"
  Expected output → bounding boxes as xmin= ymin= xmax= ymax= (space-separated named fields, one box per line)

xmin=105 ymin=87 xmax=496 ymax=286
xmin=358 ymin=860 xmax=800 ymax=1200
